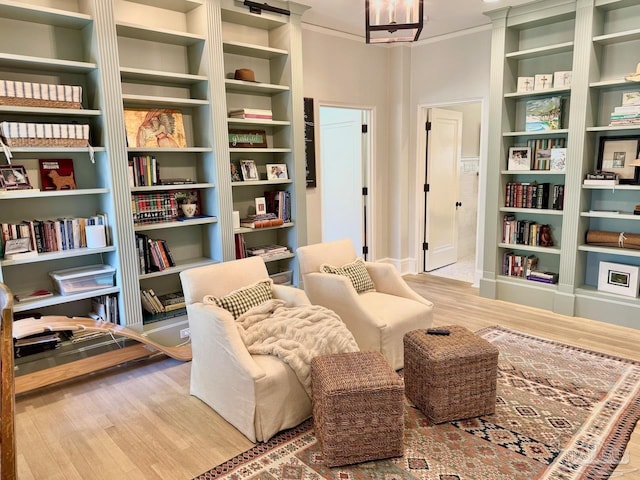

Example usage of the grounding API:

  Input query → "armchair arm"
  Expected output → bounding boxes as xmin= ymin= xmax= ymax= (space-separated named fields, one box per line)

xmin=272 ymin=284 xmax=311 ymax=306
xmin=365 ymin=262 xmax=434 ymax=308
xmin=304 ymin=272 xmax=384 ymax=352
xmin=187 ymin=302 xmax=265 ymax=442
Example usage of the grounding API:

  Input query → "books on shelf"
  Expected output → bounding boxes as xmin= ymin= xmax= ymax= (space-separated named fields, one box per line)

xmin=39 ymin=159 xmax=76 ymax=190
xmin=246 ymin=244 xmax=291 ymax=259
xmin=128 ymin=155 xmax=159 ymax=187
xmin=527 ymin=270 xmax=559 ymax=284
xmin=583 ymin=179 xmax=619 ymax=186
xmin=525 ymin=96 xmax=562 ymax=132
xmin=229 ymin=108 xmax=273 ymax=120
xmin=90 ymin=293 xmax=119 ymax=323
xmin=240 ymin=213 xmax=284 ymax=229
xmin=504 ymin=182 xmax=550 ymax=209
xmin=140 ymin=288 xmax=185 ymax=315
xmin=502 ymin=252 xmax=538 ymax=278
xmin=502 ymin=215 xmax=554 ymax=247
xmin=264 ymin=190 xmax=292 ymax=222
xmin=134 ymin=233 xmax=176 ymax=274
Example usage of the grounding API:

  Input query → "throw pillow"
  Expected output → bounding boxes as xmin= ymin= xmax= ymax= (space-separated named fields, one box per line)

xmin=320 ymin=258 xmax=376 ymax=293
xmin=204 ymin=279 xmax=273 ymax=319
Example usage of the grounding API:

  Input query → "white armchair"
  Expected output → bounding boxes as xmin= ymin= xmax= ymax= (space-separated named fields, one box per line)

xmin=180 ymin=256 xmax=312 ymax=443
xmin=297 ymin=238 xmax=434 ymax=370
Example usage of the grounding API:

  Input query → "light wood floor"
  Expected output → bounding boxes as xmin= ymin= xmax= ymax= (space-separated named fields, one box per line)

xmin=14 ymin=275 xmax=640 ymax=479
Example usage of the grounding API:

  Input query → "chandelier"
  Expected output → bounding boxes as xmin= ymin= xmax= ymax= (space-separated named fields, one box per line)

xmin=365 ymin=0 xmax=424 ymax=44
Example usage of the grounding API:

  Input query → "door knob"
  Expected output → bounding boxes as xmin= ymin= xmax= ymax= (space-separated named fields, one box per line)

xmin=455 ymin=201 xmax=462 ymax=208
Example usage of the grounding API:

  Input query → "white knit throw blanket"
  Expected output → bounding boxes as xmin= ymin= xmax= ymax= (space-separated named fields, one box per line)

xmin=235 ymin=299 xmax=359 ymax=396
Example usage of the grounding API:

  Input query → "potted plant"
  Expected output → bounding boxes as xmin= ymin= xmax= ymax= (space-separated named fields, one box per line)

xmin=174 ymin=191 xmax=198 ymax=218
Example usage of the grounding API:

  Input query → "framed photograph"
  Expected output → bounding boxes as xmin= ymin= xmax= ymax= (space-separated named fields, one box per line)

xmin=266 ymin=163 xmax=288 ymax=180
xmin=255 ymin=196 xmax=266 ymax=215
xmin=597 ymin=136 xmax=640 ymax=184
xmin=507 ymin=147 xmax=532 ymax=171
xmin=597 ymin=261 xmax=640 ymax=297
xmin=124 ymin=108 xmax=187 ymax=148
xmin=0 ymin=165 xmax=32 ymax=190
xmin=228 ymin=129 xmax=267 ymax=148
xmin=230 ymin=161 xmax=242 ymax=182
xmin=240 ymin=159 xmax=259 ymax=181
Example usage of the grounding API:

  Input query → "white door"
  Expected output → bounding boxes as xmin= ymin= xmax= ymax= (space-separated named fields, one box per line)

xmin=424 ymin=108 xmax=462 ymax=271
xmin=319 ymin=107 xmax=368 ymax=256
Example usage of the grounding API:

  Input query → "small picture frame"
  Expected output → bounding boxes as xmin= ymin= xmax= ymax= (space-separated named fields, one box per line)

xmin=4 ymin=237 xmax=31 ymax=255
xmin=240 ymin=159 xmax=259 ymax=181
xmin=507 ymin=147 xmax=532 ymax=171
xmin=597 ymin=136 xmax=640 ymax=184
xmin=534 ymin=74 xmax=553 ymax=90
xmin=266 ymin=163 xmax=288 ymax=180
xmin=517 ymin=77 xmax=535 ymax=93
xmin=255 ymin=197 xmax=266 ymax=214
xmin=230 ymin=161 xmax=242 ymax=182
xmin=597 ymin=261 xmax=640 ymax=297
xmin=0 ymin=165 xmax=32 ymax=190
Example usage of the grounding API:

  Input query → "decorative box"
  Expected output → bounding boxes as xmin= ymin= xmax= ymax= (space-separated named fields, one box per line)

xmin=0 ymin=121 xmax=90 ymax=148
xmin=0 ymin=80 xmax=82 ymax=109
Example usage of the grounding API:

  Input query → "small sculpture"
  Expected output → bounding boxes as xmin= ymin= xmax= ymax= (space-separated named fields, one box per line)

xmin=540 ymin=225 xmax=553 ymax=247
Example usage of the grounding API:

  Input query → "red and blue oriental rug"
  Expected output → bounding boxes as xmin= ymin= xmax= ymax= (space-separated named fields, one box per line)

xmin=196 ymin=326 xmax=640 ymax=479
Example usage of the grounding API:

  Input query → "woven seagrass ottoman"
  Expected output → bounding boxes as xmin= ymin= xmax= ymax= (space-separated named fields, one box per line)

xmin=311 ymin=351 xmax=404 ymax=467
xmin=404 ymin=325 xmax=499 ymax=424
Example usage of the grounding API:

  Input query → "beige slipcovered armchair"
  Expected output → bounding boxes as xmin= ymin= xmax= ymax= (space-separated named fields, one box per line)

xmin=179 ymin=256 xmax=312 ymax=443
xmin=297 ymin=238 xmax=434 ymax=370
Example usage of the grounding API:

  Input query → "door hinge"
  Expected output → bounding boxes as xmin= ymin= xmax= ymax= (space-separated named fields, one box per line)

xmin=424 ymin=184 xmax=429 ymax=193
xmin=362 ymin=245 xmax=369 ymax=255
xmin=362 ymin=124 xmax=368 ymax=134
xmin=422 ymin=242 xmax=429 ymax=251
xmin=425 ymin=121 xmax=431 ymax=131
xmin=362 ymin=187 xmax=368 ymax=196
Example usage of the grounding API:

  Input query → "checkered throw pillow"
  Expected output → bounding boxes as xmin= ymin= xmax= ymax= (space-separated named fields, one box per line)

xmin=206 ymin=279 xmax=273 ymax=319
xmin=321 ymin=258 xmax=376 ymax=293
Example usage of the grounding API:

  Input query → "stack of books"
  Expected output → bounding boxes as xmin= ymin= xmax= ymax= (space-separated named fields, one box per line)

xmin=246 ymin=244 xmax=291 ymax=260
xmin=609 ymin=93 xmax=640 ymax=126
xmin=240 ymin=213 xmax=284 ymax=229
xmin=140 ymin=289 xmax=185 ymax=315
xmin=229 ymin=108 xmax=273 ymax=120
xmin=583 ymin=171 xmax=618 ymax=186
xmin=527 ymin=270 xmax=559 ymax=284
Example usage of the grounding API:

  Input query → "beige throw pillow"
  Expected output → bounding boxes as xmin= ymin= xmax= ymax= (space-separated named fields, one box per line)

xmin=320 ymin=258 xmax=376 ymax=293
xmin=204 ymin=279 xmax=273 ymax=319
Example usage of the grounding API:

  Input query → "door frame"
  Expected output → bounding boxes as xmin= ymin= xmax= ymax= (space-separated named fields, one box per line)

xmin=414 ymin=98 xmax=487 ymax=285
xmin=318 ymin=102 xmax=375 ymax=259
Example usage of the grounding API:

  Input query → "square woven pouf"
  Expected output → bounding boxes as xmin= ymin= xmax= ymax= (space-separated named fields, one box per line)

xmin=404 ymin=325 xmax=499 ymax=424
xmin=311 ymin=351 xmax=404 ymax=467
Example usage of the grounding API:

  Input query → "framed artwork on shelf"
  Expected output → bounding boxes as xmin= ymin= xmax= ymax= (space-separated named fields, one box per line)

xmin=507 ymin=147 xmax=531 ymax=171
xmin=124 ymin=108 xmax=187 ymax=148
xmin=0 ymin=165 xmax=32 ymax=190
xmin=230 ymin=161 xmax=242 ymax=182
xmin=597 ymin=261 xmax=640 ymax=298
xmin=597 ymin=136 xmax=640 ymax=184
xmin=240 ymin=160 xmax=259 ymax=181
xmin=39 ymin=159 xmax=76 ymax=190
xmin=228 ymin=129 xmax=267 ymax=148
xmin=267 ymin=163 xmax=288 ymax=180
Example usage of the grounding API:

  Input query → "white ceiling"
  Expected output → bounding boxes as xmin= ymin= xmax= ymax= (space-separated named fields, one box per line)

xmin=299 ymin=0 xmax=537 ymax=41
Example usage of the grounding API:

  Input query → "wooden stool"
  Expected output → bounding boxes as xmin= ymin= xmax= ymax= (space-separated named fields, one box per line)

xmin=404 ymin=325 xmax=499 ymax=423
xmin=311 ymin=351 xmax=404 ymax=467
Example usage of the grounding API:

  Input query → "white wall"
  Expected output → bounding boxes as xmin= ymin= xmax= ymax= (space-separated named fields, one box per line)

xmin=301 ymin=25 xmax=492 ymax=267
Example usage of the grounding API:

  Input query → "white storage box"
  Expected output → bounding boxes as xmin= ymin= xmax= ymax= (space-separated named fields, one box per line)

xmin=49 ymin=264 xmax=116 ymax=296
xmin=0 ymin=80 xmax=82 ymax=109
xmin=270 ymin=270 xmax=293 ymax=285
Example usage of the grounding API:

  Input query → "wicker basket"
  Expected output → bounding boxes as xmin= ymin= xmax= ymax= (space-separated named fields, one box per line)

xmin=0 ymin=122 xmax=89 ymax=148
xmin=311 ymin=351 xmax=404 ymax=467
xmin=0 ymin=80 xmax=82 ymax=109
xmin=404 ymin=325 xmax=499 ymax=423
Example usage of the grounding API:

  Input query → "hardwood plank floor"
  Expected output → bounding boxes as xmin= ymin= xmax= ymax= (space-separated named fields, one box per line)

xmin=14 ymin=275 xmax=640 ymax=479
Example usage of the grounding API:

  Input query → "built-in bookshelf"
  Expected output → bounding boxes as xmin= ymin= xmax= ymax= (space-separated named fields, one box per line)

xmin=482 ymin=0 xmax=640 ymax=329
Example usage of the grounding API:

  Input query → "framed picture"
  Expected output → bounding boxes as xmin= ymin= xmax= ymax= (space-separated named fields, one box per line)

xmin=255 ymin=196 xmax=266 ymax=215
xmin=597 ymin=261 xmax=640 ymax=297
xmin=266 ymin=163 xmax=288 ymax=180
xmin=597 ymin=136 xmax=640 ymax=184
xmin=230 ymin=161 xmax=242 ymax=182
xmin=507 ymin=147 xmax=531 ymax=171
xmin=124 ymin=108 xmax=187 ymax=148
xmin=240 ymin=159 xmax=259 ymax=181
xmin=228 ymin=129 xmax=267 ymax=148
xmin=0 ymin=165 xmax=32 ymax=190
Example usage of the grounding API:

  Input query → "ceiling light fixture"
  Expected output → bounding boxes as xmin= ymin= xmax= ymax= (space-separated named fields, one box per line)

xmin=365 ymin=0 xmax=424 ymax=44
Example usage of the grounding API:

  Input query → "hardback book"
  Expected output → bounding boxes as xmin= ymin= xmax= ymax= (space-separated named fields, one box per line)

xmin=39 ymin=159 xmax=76 ymax=190
xmin=525 ymin=97 xmax=561 ymax=132
xmin=229 ymin=108 xmax=273 ymax=120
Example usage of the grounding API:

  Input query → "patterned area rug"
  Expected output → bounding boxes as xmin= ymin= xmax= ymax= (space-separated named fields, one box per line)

xmin=195 ymin=326 xmax=640 ymax=480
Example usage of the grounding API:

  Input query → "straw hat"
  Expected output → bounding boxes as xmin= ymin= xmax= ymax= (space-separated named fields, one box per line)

xmin=625 ymin=62 xmax=640 ymax=82
xmin=234 ymin=68 xmax=259 ymax=83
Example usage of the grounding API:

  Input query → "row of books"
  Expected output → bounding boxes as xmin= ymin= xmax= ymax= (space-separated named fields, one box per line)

xmin=140 ymin=288 xmax=185 ymax=315
xmin=131 ymin=192 xmax=179 ymax=225
xmin=1 ymin=214 xmax=109 ymax=258
xmin=128 ymin=155 xmax=160 ymax=187
xmin=504 ymin=182 xmax=564 ymax=210
xmin=134 ymin=233 xmax=176 ymax=274
xmin=502 ymin=215 xmax=553 ymax=247
xmin=89 ymin=293 xmax=119 ymax=323
xmin=264 ymin=190 xmax=292 ymax=222
xmin=502 ymin=252 xmax=538 ymax=278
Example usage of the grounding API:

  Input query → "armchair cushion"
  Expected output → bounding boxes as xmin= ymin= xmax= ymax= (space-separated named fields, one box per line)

xmin=320 ymin=258 xmax=376 ymax=293
xmin=204 ymin=279 xmax=273 ymax=319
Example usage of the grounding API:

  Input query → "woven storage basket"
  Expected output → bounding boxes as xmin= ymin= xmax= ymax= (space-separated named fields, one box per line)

xmin=404 ymin=325 xmax=499 ymax=424
xmin=0 ymin=121 xmax=89 ymax=148
xmin=311 ymin=351 xmax=404 ymax=467
xmin=0 ymin=80 xmax=82 ymax=109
